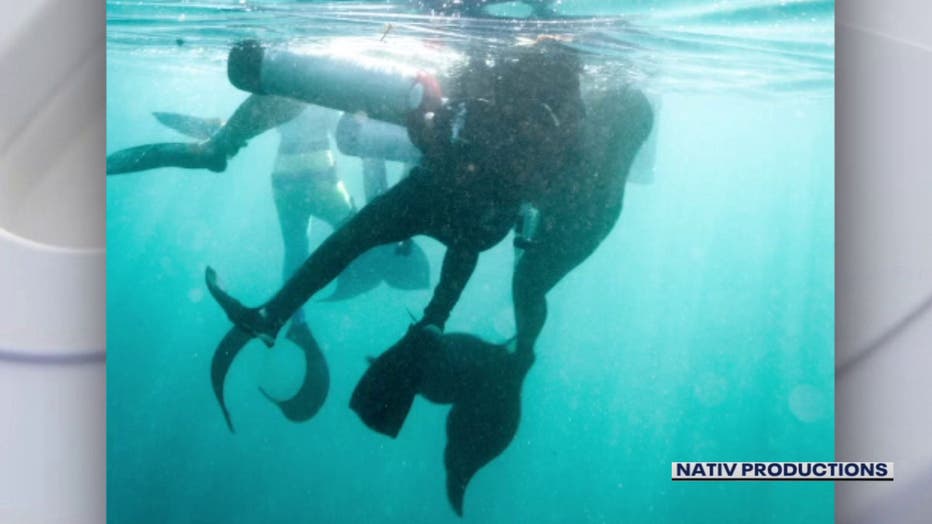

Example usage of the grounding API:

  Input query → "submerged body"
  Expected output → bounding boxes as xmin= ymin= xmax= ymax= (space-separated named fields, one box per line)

xmin=206 ymin=40 xmax=586 ymax=434
xmin=513 ymin=85 xmax=655 ymax=357
xmin=207 ymin=40 xmax=585 ymax=337
xmin=106 ymin=2 xmax=836 ymax=522
xmin=415 ymin=85 xmax=655 ymax=515
xmin=107 ymin=94 xmax=431 ymax=427
xmin=208 ymin=36 xmax=654 ymax=513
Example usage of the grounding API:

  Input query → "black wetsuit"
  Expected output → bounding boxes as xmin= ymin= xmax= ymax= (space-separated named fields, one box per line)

xmin=512 ymin=86 xmax=655 ymax=356
xmin=259 ymin=96 xmax=567 ymax=331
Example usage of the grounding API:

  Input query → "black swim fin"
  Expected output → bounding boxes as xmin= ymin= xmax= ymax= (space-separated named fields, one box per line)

xmin=258 ymin=321 xmax=329 ymax=423
xmin=444 ymin=378 xmax=523 ymax=516
xmin=205 ymin=267 xmax=279 ymax=347
xmin=211 ymin=327 xmax=254 ymax=433
xmin=106 ymin=142 xmax=226 ymax=175
xmin=322 ymin=241 xmax=431 ymax=301
xmin=350 ymin=325 xmax=439 ymax=437
xmin=382 ymin=240 xmax=431 ymax=291
xmin=320 ymin=247 xmax=384 ymax=302
xmin=423 ymin=333 xmax=533 ymax=516
xmin=153 ymin=111 xmax=224 ymax=140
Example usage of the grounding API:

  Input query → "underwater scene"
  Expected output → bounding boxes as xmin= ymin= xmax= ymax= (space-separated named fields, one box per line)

xmin=106 ymin=1 xmax=835 ymax=522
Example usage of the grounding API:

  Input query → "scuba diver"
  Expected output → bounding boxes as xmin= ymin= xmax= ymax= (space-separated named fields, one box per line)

xmin=512 ymin=85 xmax=654 ymax=357
xmin=107 ymin=94 xmax=431 ymax=424
xmin=429 ymin=85 xmax=655 ymax=514
xmin=107 ymin=95 xmax=430 ymax=302
xmin=199 ymin=2 xmax=648 ymax=514
xmin=205 ymin=38 xmax=587 ymax=435
xmin=195 ymin=14 xmax=654 ymax=509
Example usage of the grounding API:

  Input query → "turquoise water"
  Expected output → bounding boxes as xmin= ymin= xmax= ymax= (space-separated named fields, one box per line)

xmin=106 ymin=1 xmax=835 ymax=522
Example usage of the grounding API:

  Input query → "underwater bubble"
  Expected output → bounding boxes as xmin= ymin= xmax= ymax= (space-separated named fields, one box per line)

xmin=788 ymin=384 xmax=827 ymax=423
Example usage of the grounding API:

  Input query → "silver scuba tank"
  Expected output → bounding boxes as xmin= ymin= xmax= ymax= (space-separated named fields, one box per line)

xmin=228 ymin=40 xmax=443 ymax=127
xmin=335 ymin=113 xmax=422 ymax=163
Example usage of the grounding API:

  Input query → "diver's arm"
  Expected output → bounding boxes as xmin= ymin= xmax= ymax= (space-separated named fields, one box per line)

xmin=419 ymin=248 xmax=479 ymax=330
xmin=210 ymin=94 xmax=306 ymax=155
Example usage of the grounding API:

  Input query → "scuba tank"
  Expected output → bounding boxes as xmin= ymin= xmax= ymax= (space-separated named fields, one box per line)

xmin=227 ymin=40 xmax=444 ymax=127
xmin=335 ymin=113 xmax=422 ymax=163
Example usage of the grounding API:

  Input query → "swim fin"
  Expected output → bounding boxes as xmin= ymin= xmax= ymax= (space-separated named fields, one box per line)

xmin=349 ymin=325 xmax=439 ymax=437
xmin=322 ymin=241 xmax=431 ymax=301
xmin=258 ymin=321 xmax=329 ymax=423
xmin=153 ymin=111 xmax=224 ymax=140
xmin=444 ymin=374 xmax=523 ymax=516
xmin=320 ymin=246 xmax=384 ymax=301
xmin=211 ymin=327 xmax=254 ymax=433
xmin=106 ymin=142 xmax=226 ymax=175
xmin=418 ymin=332 xmax=533 ymax=516
xmin=382 ymin=240 xmax=431 ymax=291
xmin=205 ymin=266 xmax=279 ymax=347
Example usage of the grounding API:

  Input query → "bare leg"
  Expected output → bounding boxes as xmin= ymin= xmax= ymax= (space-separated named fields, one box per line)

xmin=361 ymin=158 xmax=389 ymax=201
xmin=271 ymin=166 xmax=353 ymax=324
xmin=206 ymin=173 xmax=437 ymax=344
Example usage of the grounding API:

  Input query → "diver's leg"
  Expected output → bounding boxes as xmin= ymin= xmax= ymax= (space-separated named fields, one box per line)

xmin=509 ymin=87 xmax=653 ymax=355
xmin=512 ymin=207 xmax=619 ymax=357
xmin=511 ymin=253 xmax=552 ymax=356
xmin=306 ymin=168 xmax=355 ymax=230
xmin=394 ymin=163 xmax=422 ymax=254
xmin=271 ymin=170 xmax=316 ymax=325
xmin=210 ymin=94 xmax=307 ymax=154
xmin=304 ymin=166 xmax=395 ymax=301
xmin=265 ymin=176 xmax=427 ymax=318
xmin=208 ymin=174 xmax=431 ymax=344
xmin=263 ymin=167 xmax=352 ymax=423
xmin=362 ymin=158 xmax=422 ymax=257
xmin=107 ymin=95 xmax=307 ymax=176
xmin=361 ymin=158 xmax=389 ymax=202
xmin=106 ymin=142 xmax=228 ymax=175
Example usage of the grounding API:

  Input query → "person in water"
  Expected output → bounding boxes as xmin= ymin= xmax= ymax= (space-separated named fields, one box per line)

xmin=513 ymin=85 xmax=654 ymax=357
xmin=107 ymin=95 xmax=431 ymax=305
xmin=196 ymin=28 xmax=650 ymax=515
xmin=227 ymin=81 xmax=652 ymax=517
xmin=206 ymin=39 xmax=587 ymax=434
xmin=107 ymin=94 xmax=431 ymax=424
xmin=422 ymin=84 xmax=656 ymax=514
